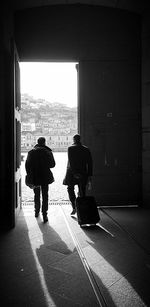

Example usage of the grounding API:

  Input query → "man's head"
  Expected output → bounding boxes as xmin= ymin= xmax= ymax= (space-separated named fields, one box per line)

xmin=73 ymin=134 xmax=81 ymax=144
xmin=37 ymin=137 xmax=46 ymax=146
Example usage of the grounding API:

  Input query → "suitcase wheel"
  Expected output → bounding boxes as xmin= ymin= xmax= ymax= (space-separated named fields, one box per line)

xmin=80 ymin=223 xmax=96 ymax=228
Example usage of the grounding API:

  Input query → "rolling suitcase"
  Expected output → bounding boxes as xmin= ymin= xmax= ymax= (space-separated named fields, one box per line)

xmin=75 ymin=195 xmax=100 ymax=226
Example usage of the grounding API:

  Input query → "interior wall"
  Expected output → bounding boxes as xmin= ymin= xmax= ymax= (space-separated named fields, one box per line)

xmin=15 ymin=5 xmax=140 ymax=62
xmin=79 ymin=60 xmax=141 ymax=204
xmin=15 ymin=4 xmax=142 ymax=205
xmin=142 ymin=9 xmax=150 ymax=206
xmin=0 ymin=6 xmax=15 ymax=229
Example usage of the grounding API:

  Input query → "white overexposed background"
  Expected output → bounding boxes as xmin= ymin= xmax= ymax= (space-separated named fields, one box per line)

xmin=20 ymin=62 xmax=78 ymax=203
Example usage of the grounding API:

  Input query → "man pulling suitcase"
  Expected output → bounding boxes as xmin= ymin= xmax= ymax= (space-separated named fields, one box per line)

xmin=63 ymin=134 xmax=100 ymax=226
xmin=63 ymin=134 xmax=92 ymax=214
xmin=63 ymin=134 xmax=93 ymax=212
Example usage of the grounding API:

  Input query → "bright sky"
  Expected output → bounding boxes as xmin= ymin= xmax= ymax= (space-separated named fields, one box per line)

xmin=20 ymin=62 xmax=78 ymax=107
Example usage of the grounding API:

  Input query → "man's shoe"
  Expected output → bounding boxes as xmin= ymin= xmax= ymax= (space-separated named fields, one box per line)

xmin=71 ymin=209 xmax=76 ymax=215
xmin=43 ymin=216 xmax=48 ymax=223
xmin=35 ymin=212 xmax=39 ymax=218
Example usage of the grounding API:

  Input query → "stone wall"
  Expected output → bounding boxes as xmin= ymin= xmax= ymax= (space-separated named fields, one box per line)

xmin=142 ymin=9 xmax=150 ymax=206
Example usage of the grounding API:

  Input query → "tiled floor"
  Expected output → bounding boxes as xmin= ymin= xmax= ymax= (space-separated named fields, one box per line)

xmin=0 ymin=204 xmax=150 ymax=307
xmin=62 ymin=205 xmax=150 ymax=307
xmin=0 ymin=205 xmax=99 ymax=307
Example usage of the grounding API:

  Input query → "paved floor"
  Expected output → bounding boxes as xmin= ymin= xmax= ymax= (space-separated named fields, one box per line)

xmin=0 ymin=204 xmax=150 ymax=307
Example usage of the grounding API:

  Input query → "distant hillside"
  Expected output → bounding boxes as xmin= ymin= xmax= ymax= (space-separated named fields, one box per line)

xmin=21 ymin=93 xmax=77 ymax=123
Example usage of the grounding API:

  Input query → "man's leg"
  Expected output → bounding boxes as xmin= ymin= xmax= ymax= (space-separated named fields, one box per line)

xmin=34 ymin=187 xmax=41 ymax=217
xmin=67 ymin=185 xmax=76 ymax=214
xmin=41 ymin=184 xmax=49 ymax=222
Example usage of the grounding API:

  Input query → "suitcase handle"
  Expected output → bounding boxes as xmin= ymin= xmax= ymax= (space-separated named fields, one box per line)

xmin=77 ymin=176 xmax=92 ymax=197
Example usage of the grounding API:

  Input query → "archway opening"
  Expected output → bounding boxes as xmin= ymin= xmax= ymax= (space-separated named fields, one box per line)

xmin=20 ymin=62 xmax=78 ymax=204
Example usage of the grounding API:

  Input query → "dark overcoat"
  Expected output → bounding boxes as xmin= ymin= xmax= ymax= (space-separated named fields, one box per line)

xmin=25 ymin=144 xmax=55 ymax=186
xmin=63 ymin=143 xmax=93 ymax=186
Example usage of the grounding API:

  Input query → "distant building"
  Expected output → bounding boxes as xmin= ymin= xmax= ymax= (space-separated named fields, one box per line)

xmin=21 ymin=93 xmax=77 ymax=152
xmin=21 ymin=132 xmax=75 ymax=152
xmin=21 ymin=122 xmax=35 ymax=132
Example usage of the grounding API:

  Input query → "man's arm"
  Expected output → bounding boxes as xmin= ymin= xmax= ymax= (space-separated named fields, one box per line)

xmin=25 ymin=151 xmax=33 ymax=173
xmin=47 ymin=150 xmax=56 ymax=168
xmin=68 ymin=147 xmax=76 ymax=173
xmin=87 ymin=149 xmax=93 ymax=177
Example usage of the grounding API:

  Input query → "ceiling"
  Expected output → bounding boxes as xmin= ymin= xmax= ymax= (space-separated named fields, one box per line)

xmin=12 ymin=0 xmax=148 ymax=14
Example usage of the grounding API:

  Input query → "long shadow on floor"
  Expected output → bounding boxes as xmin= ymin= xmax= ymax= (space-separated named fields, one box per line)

xmin=0 ymin=214 xmax=51 ymax=306
xmin=36 ymin=215 xmax=116 ymax=307
xmin=80 ymin=213 xmax=150 ymax=307
xmin=70 ymin=215 xmax=117 ymax=307
xmin=36 ymin=215 xmax=104 ymax=306
xmin=35 ymin=216 xmax=79 ymax=306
